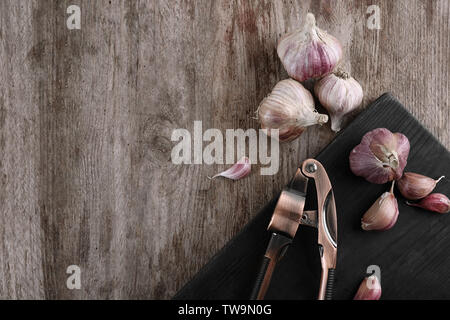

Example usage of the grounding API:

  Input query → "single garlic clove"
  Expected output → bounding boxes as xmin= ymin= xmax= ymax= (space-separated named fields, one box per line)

xmin=277 ymin=13 xmax=343 ymax=82
xmin=257 ymin=79 xmax=328 ymax=142
xmin=353 ymin=275 xmax=382 ymax=300
xmin=350 ymin=128 xmax=410 ymax=184
xmin=407 ymin=193 xmax=450 ymax=214
xmin=362 ymin=182 xmax=399 ymax=231
xmin=209 ymin=157 xmax=251 ymax=180
xmin=397 ymin=172 xmax=444 ymax=200
xmin=314 ymin=68 xmax=363 ymax=132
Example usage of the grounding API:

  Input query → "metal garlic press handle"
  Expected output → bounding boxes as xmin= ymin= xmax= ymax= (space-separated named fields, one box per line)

xmin=318 ymin=267 xmax=336 ymax=300
xmin=302 ymin=160 xmax=338 ymax=300
xmin=250 ymin=233 xmax=292 ymax=300
xmin=325 ymin=268 xmax=336 ymax=300
xmin=250 ymin=168 xmax=308 ymax=300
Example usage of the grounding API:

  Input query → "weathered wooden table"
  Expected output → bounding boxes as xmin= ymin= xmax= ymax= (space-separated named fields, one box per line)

xmin=0 ymin=0 xmax=448 ymax=299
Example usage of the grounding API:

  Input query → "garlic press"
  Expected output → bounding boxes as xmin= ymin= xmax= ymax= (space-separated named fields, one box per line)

xmin=250 ymin=159 xmax=338 ymax=300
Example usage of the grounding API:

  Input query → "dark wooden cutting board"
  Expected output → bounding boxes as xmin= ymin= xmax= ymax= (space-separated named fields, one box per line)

xmin=173 ymin=93 xmax=450 ymax=300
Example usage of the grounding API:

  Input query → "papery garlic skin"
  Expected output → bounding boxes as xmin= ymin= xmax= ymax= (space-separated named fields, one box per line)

xmin=397 ymin=172 xmax=444 ymax=200
xmin=350 ymin=128 xmax=410 ymax=184
xmin=407 ymin=193 xmax=450 ymax=214
xmin=209 ymin=157 xmax=251 ymax=180
xmin=257 ymin=79 xmax=328 ymax=142
xmin=362 ymin=182 xmax=399 ymax=231
xmin=354 ymin=275 xmax=382 ymax=300
xmin=277 ymin=13 xmax=343 ymax=82
xmin=314 ymin=69 xmax=363 ymax=132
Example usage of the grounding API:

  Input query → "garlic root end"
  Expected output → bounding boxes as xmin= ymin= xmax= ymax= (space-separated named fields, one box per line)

xmin=317 ymin=114 xmax=329 ymax=125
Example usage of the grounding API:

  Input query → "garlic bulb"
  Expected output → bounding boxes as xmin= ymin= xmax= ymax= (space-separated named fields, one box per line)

xmin=257 ymin=79 xmax=328 ymax=142
xmin=314 ymin=68 xmax=363 ymax=132
xmin=277 ymin=13 xmax=343 ymax=82
xmin=350 ymin=128 xmax=410 ymax=184
xmin=397 ymin=172 xmax=444 ymax=200
xmin=407 ymin=193 xmax=450 ymax=214
xmin=361 ymin=182 xmax=399 ymax=231
xmin=353 ymin=275 xmax=382 ymax=300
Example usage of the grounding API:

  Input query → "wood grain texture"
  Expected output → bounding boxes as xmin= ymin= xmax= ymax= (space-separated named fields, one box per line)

xmin=0 ymin=0 xmax=448 ymax=299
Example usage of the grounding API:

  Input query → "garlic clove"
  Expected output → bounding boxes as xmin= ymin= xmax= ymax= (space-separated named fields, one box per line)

xmin=353 ymin=275 xmax=382 ymax=300
xmin=362 ymin=182 xmax=399 ymax=231
xmin=257 ymin=79 xmax=328 ymax=142
xmin=350 ymin=128 xmax=410 ymax=184
xmin=209 ymin=157 xmax=251 ymax=180
xmin=397 ymin=172 xmax=444 ymax=200
xmin=314 ymin=68 xmax=363 ymax=132
xmin=406 ymin=193 xmax=450 ymax=214
xmin=277 ymin=13 xmax=343 ymax=82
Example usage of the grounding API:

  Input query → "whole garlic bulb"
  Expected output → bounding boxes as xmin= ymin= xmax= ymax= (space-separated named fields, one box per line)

xmin=314 ymin=69 xmax=363 ymax=132
xmin=277 ymin=13 xmax=343 ymax=82
xmin=257 ymin=79 xmax=328 ymax=142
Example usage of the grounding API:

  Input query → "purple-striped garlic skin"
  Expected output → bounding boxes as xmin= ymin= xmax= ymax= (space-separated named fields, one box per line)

xmin=350 ymin=128 xmax=410 ymax=184
xmin=257 ymin=79 xmax=328 ymax=142
xmin=277 ymin=13 xmax=343 ymax=82
xmin=209 ymin=157 xmax=251 ymax=180
xmin=407 ymin=193 xmax=450 ymax=214
xmin=354 ymin=275 xmax=382 ymax=300
xmin=314 ymin=69 xmax=363 ymax=132
xmin=397 ymin=172 xmax=444 ymax=200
